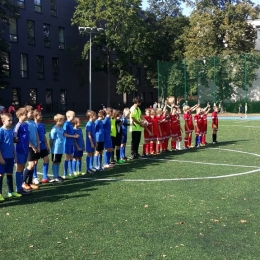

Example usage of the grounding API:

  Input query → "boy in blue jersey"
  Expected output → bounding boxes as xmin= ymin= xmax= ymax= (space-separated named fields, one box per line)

xmin=72 ymin=117 xmax=85 ymax=176
xmin=102 ymin=108 xmax=114 ymax=169
xmin=120 ymin=108 xmax=130 ymax=161
xmin=86 ymin=111 xmax=96 ymax=174
xmin=22 ymin=106 xmax=40 ymax=191
xmin=63 ymin=110 xmax=79 ymax=179
xmin=49 ymin=114 xmax=65 ymax=182
xmin=33 ymin=110 xmax=50 ymax=183
xmin=13 ymin=108 xmax=31 ymax=195
xmin=0 ymin=113 xmax=22 ymax=201
xmin=94 ymin=110 xmax=105 ymax=170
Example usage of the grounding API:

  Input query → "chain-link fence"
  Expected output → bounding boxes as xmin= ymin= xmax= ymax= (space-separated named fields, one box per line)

xmin=158 ymin=53 xmax=260 ymax=107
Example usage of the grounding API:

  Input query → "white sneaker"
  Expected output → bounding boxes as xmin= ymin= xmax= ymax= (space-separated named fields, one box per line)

xmin=33 ymin=178 xmax=40 ymax=185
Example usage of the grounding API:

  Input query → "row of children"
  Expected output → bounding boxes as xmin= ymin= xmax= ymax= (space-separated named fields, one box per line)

xmin=0 ymin=106 xmax=132 ymax=201
xmin=140 ymin=102 xmax=219 ymax=155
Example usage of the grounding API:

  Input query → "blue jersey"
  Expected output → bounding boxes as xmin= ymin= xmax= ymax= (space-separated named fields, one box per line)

xmin=13 ymin=122 xmax=29 ymax=154
xmin=49 ymin=125 xmax=64 ymax=154
xmin=26 ymin=120 xmax=38 ymax=148
xmin=95 ymin=119 xmax=104 ymax=142
xmin=102 ymin=116 xmax=111 ymax=138
xmin=121 ymin=116 xmax=128 ymax=136
xmin=86 ymin=121 xmax=96 ymax=148
xmin=0 ymin=127 xmax=14 ymax=158
xmin=63 ymin=120 xmax=74 ymax=146
xmin=73 ymin=128 xmax=84 ymax=151
xmin=36 ymin=123 xmax=46 ymax=150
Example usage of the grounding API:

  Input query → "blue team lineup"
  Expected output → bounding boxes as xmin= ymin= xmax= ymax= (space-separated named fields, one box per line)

xmin=0 ymin=96 xmax=219 ymax=201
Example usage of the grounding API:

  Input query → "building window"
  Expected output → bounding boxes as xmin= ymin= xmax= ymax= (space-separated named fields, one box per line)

xmin=12 ymin=88 xmax=21 ymax=107
xmin=9 ymin=19 xmax=17 ymax=42
xmin=20 ymin=54 xmax=28 ymax=78
xmin=27 ymin=20 xmax=35 ymax=45
xmin=18 ymin=0 xmax=25 ymax=9
xmin=60 ymin=89 xmax=67 ymax=111
xmin=136 ymin=68 xmax=141 ymax=85
xmin=1 ymin=52 xmax=10 ymax=78
xmin=43 ymin=24 xmax=51 ymax=47
xmin=58 ymin=27 xmax=65 ymax=49
xmin=37 ymin=56 xmax=44 ymax=79
xmin=29 ymin=88 xmax=37 ymax=106
xmin=52 ymin=58 xmax=59 ymax=80
xmin=46 ymin=89 xmax=53 ymax=112
xmin=50 ymin=0 xmax=57 ymax=16
xmin=35 ymin=0 xmax=42 ymax=13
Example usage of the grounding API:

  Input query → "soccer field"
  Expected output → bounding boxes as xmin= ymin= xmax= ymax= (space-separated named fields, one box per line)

xmin=1 ymin=119 xmax=260 ymax=259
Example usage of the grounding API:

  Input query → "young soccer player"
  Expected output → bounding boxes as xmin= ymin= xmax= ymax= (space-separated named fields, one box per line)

xmin=142 ymin=108 xmax=152 ymax=156
xmin=0 ymin=113 xmax=22 ymax=201
xmin=13 ymin=108 xmax=31 ymax=195
xmin=110 ymin=109 xmax=118 ymax=164
xmin=94 ymin=110 xmax=105 ymax=170
xmin=63 ymin=110 xmax=79 ymax=179
xmin=22 ymin=106 xmax=40 ymax=190
xmin=102 ymin=108 xmax=114 ymax=168
xmin=72 ymin=117 xmax=85 ymax=176
xmin=150 ymin=109 xmax=159 ymax=155
xmin=201 ymin=104 xmax=211 ymax=146
xmin=33 ymin=110 xmax=50 ymax=183
xmin=115 ymin=111 xmax=124 ymax=163
xmin=170 ymin=107 xmax=178 ymax=151
xmin=120 ymin=108 xmax=130 ymax=161
xmin=49 ymin=114 xmax=65 ymax=182
xmin=212 ymin=106 xmax=219 ymax=144
xmin=156 ymin=108 xmax=165 ymax=153
xmin=163 ymin=110 xmax=171 ymax=152
xmin=86 ymin=110 xmax=96 ymax=174
xmin=194 ymin=108 xmax=204 ymax=147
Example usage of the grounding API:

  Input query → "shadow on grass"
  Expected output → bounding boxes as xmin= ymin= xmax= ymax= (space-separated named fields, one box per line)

xmin=0 ymin=139 xmax=250 ymax=207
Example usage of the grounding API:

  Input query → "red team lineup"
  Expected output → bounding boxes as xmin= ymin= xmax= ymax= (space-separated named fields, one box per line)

xmin=141 ymin=99 xmax=219 ymax=156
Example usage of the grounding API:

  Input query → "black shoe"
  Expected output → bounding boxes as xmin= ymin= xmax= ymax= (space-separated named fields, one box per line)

xmin=17 ymin=189 xmax=31 ymax=195
xmin=110 ymin=160 xmax=116 ymax=164
xmin=130 ymin=155 xmax=138 ymax=159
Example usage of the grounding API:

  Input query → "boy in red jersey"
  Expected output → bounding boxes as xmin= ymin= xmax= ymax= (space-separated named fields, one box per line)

xmin=142 ymin=109 xmax=153 ymax=156
xmin=194 ymin=108 xmax=204 ymax=147
xmin=201 ymin=104 xmax=211 ymax=145
xmin=156 ymin=108 xmax=165 ymax=153
xmin=163 ymin=110 xmax=171 ymax=152
xmin=150 ymin=109 xmax=158 ymax=155
xmin=170 ymin=107 xmax=178 ymax=151
xmin=212 ymin=106 xmax=219 ymax=144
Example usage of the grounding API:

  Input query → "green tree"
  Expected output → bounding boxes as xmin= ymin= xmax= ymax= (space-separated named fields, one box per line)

xmin=0 ymin=0 xmax=19 ymax=89
xmin=72 ymin=0 xmax=146 ymax=106
xmin=183 ymin=0 xmax=260 ymax=104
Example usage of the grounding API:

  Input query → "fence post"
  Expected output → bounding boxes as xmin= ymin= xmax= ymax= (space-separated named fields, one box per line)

xmin=184 ymin=59 xmax=187 ymax=102
xmin=244 ymin=53 xmax=247 ymax=103
xmin=214 ymin=56 xmax=216 ymax=103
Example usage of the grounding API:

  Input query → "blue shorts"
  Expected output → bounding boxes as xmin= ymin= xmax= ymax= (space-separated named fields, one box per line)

xmin=64 ymin=144 xmax=74 ymax=154
xmin=0 ymin=158 xmax=14 ymax=174
xmin=73 ymin=151 xmax=83 ymax=158
xmin=121 ymin=135 xmax=127 ymax=144
xmin=86 ymin=143 xmax=95 ymax=153
xmin=16 ymin=153 xmax=28 ymax=164
xmin=104 ymin=138 xmax=113 ymax=149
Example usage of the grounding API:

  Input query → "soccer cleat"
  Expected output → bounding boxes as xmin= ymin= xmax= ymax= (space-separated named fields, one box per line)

xmin=41 ymin=178 xmax=49 ymax=183
xmin=141 ymin=154 xmax=146 ymax=157
xmin=8 ymin=192 xmax=22 ymax=198
xmin=123 ymin=157 xmax=128 ymax=161
xmin=80 ymin=172 xmax=86 ymax=176
xmin=77 ymin=172 xmax=82 ymax=176
xmin=22 ymin=183 xmax=32 ymax=190
xmin=184 ymin=146 xmax=190 ymax=149
xmin=87 ymin=169 xmax=94 ymax=174
xmin=33 ymin=178 xmax=40 ymax=185
xmin=0 ymin=194 xmax=5 ymax=202
xmin=117 ymin=159 xmax=125 ymax=164
xmin=30 ymin=184 xmax=39 ymax=190
xmin=98 ymin=167 xmax=105 ymax=171
xmin=62 ymin=175 xmax=74 ymax=180
xmin=103 ymin=164 xmax=113 ymax=169
xmin=110 ymin=160 xmax=116 ymax=164
xmin=171 ymin=149 xmax=177 ymax=152
xmin=17 ymin=189 xmax=31 ymax=195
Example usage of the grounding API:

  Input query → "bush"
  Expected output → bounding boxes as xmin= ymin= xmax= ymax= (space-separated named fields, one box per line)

xmin=223 ymin=101 xmax=260 ymax=113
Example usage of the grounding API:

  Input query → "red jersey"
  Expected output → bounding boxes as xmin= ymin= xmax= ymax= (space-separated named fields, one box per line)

xmin=150 ymin=116 xmax=159 ymax=137
xmin=170 ymin=114 xmax=178 ymax=135
xmin=194 ymin=114 xmax=204 ymax=134
xmin=211 ymin=111 xmax=219 ymax=128
xmin=183 ymin=112 xmax=194 ymax=132
xmin=203 ymin=114 xmax=208 ymax=133
xmin=156 ymin=115 xmax=165 ymax=137
xmin=144 ymin=116 xmax=153 ymax=139
xmin=164 ymin=115 xmax=171 ymax=137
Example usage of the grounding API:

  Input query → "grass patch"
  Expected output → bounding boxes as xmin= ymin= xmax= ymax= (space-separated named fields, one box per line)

xmin=1 ymin=119 xmax=260 ymax=259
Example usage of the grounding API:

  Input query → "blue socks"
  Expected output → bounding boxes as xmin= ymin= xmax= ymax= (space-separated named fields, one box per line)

xmin=33 ymin=164 xmax=38 ymax=178
xmin=94 ymin=156 xmax=98 ymax=168
xmin=90 ymin=156 xmax=93 ymax=169
xmin=68 ymin=160 xmax=72 ymax=175
xmin=64 ymin=160 xmax=68 ymax=176
xmin=43 ymin=163 xmax=49 ymax=179
xmin=72 ymin=160 xmax=77 ymax=173
xmin=15 ymin=171 xmax=23 ymax=191
xmin=104 ymin=151 xmax=111 ymax=165
xmin=77 ymin=160 xmax=82 ymax=172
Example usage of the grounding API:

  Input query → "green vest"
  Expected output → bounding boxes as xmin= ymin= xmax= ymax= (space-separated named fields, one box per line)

xmin=111 ymin=118 xmax=116 ymax=137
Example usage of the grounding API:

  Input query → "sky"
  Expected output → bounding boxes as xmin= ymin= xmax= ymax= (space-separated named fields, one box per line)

xmin=141 ymin=0 xmax=192 ymax=16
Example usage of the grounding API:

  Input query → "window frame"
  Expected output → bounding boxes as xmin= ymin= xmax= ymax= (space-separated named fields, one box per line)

xmin=60 ymin=89 xmax=67 ymax=111
xmin=58 ymin=27 xmax=65 ymax=50
xmin=37 ymin=55 xmax=44 ymax=80
xmin=18 ymin=0 xmax=25 ymax=9
xmin=27 ymin=20 xmax=35 ymax=45
xmin=43 ymin=24 xmax=51 ymax=48
xmin=46 ymin=89 xmax=53 ymax=112
xmin=9 ymin=18 xmax=18 ymax=42
xmin=52 ymin=57 xmax=59 ymax=80
xmin=1 ymin=52 xmax=10 ymax=78
xmin=20 ymin=53 xmax=28 ymax=79
xmin=34 ymin=0 xmax=42 ymax=13
xmin=29 ymin=88 xmax=37 ymax=106
xmin=12 ymin=88 xmax=21 ymax=108
xmin=50 ymin=0 xmax=57 ymax=16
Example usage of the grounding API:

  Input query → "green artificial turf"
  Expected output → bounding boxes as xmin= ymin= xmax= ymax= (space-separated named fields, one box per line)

xmin=1 ymin=119 xmax=260 ymax=259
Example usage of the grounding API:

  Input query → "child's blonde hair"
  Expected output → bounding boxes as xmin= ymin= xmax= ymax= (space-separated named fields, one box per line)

xmin=25 ymin=105 xmax=33 ymax=112
xmin=73 ymin=117 xmax=80 ymax=125
xmin=86 ymin=110 xmax=96 ymax=120
xmin=66 ymin=110 xmax=75 ymax=117
xmin=1 ymin=113 xmax=12 ymax=121
xmin=183 ymin=105 xmax=189 ymax=112
xmin=123 ymin=108 xmax=130 ymax=114
xmin=33 ymin=110 xmax=41 ymax=118
xmin=54 ymin=114 xmax=65 ymax=122
xmin=16 ymin=108 xmax=27 ymax=118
